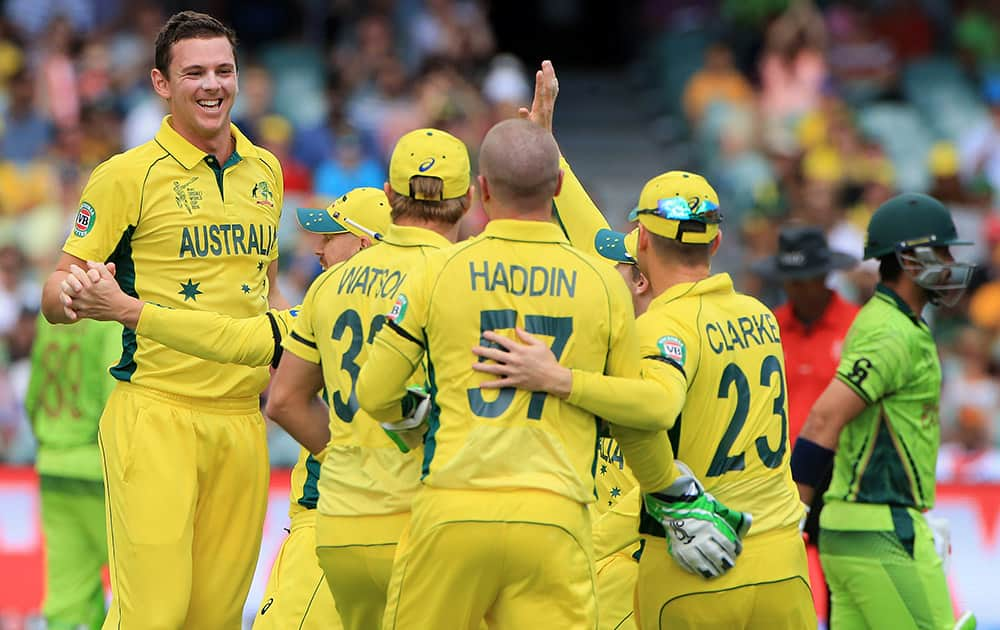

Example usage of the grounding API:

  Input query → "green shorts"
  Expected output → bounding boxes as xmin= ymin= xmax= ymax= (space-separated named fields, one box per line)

xmin=39 ymin=475 xmax=107 ymax=630
xmin=819 ymin=504 xmax=953 ymax=630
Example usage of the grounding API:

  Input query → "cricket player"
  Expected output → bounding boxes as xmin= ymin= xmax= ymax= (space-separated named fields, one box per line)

xmin=266 ymin=128 xmax=475 ymax=630
xmin=487 ymin=167 xmax=814 ymax=629
xmin=793 ymin=192 xmax=977 ymax=630
xmin=356 ymin=119 xmax=745 ymax=629
xmin=24 ymin=316 xmax=120 ymax=630
xmin=526 ymin=59 xmax=647 ymax=630
xmin=43 ymin=11 xmax=287 ymax=628
xmin=58 ymin=188 xmax=392 ymax=630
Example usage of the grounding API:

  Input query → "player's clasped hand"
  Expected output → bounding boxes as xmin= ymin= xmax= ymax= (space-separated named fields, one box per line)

xmin=59 ymin=261 xmax=122 ymax=322
xmin=643 ymin=462 xmax=752 ymax=579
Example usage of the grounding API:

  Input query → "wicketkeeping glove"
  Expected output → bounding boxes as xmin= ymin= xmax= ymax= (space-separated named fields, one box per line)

xmin=643 ymin=462 xmax=752 ymax=579
xmin=381 ymin=385 xmax=431 ymax=453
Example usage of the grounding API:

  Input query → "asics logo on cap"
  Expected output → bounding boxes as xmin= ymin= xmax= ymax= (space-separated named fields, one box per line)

xmin=419 ymin=157 xmax=435 ymax=172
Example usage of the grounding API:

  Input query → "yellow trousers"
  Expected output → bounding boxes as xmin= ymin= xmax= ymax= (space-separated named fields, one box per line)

xmin=100 ymin=382 xmax=269 ymax=630
xmin=383 ymin=488 xmax=597 ymax=630
xmin=596 ymin=549 xmax=639 ymax=630
xmin=635 ymin=525 xmax=816 ymax=630
xmin=315 ymin=511 xmax=409 ymax=630
xmin=253 ymin=509 xmax=342 ymax=630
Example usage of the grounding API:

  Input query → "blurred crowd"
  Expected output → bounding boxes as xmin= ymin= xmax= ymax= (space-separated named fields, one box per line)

xmin=0 ymin=0 xmax=998 ymax=482
xmin=636 ymin=0 xmax=1000 ymax=482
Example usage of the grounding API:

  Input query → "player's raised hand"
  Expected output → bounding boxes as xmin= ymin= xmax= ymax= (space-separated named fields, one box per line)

xmin=472 ymin=327 xmax=572 ymax=398
xmin=518 ymin=59 xmax=558 ymax=133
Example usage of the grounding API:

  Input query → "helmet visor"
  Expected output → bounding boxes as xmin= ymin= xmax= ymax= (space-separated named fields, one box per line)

xmin=897 ymin=246 xmax=975 ymax=307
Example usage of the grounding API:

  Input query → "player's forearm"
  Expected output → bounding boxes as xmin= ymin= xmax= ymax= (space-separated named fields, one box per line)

xmin=612 ymin=426 xmax=680 ymax=493
xmin=265 ymin=396 xmax=330 ymax=455
xmin=567 ymin=370 xmax=682 ymax=431
xmin=136 ymin=306 xmax=275 ymax=366
xmin=553 ymin=155 xmax=612 ymax=257
xmin=357 ymin=339 xmax=417 ymax=422
xmin=41 ymin=271 xmax=74 ymax=324
xmin=799 ymin=379 xmax=865 ymax=450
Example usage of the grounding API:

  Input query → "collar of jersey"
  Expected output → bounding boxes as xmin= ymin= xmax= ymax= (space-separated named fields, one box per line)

xmin=481 ymin=219 xmax=569 ymax=243
xmin=380 ymin=224 xmax=452 ymax=249
xmin=155 ymin=115 xmax=260 ymax=170
xmin=874 ymin=283 xmax=923 ymax=326
xmin=651 ymin=272 xmax=733 ymax=307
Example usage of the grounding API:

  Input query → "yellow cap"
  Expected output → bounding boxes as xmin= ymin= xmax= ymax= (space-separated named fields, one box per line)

xmin=928 ymin=141 xmax=959 ymax=178
xmin=802 ymin=145 xmax=843 ymax=183
xmin=258 ymin=114 xmax=293 ymax=145
xmin=389 ymin=128 xmax=470 ymax=200
xmin=629 ymin=171 xmax=721 ymax=244
xmin=296 ymin=187 xmax=391 ymax=240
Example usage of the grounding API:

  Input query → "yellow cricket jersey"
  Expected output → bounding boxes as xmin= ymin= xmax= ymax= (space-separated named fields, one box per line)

xmin=62 ymin=116 xmax=283 ymax=399
xmin=358 ymin=220 xmax=673 ymax=507
xmin=282 ymin=224 xmax=451 ymax=518
xmin=592 ymin=436 xmax=641 ymax=559
xmin=633 ymin=273 xmax=802 ymax=537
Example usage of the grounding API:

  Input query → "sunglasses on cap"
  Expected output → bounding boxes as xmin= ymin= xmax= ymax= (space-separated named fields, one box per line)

xmin=633 ymin=196 xmax=723 ymax=225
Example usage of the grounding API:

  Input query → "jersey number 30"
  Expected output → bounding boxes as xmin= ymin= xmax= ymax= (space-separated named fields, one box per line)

xmin=706 ymin=354 xmax=788 ymax=477
xmin=467 ymin=309 xmax=572 ymax=420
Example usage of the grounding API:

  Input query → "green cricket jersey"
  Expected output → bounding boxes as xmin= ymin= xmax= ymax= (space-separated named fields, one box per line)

xmin=24 ymin=315 xmax=122 ymax=480
xmin=825 ymin=284 xmax=941 ymax=517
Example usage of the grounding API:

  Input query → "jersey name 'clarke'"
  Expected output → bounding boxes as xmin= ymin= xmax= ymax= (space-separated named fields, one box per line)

xmin=704 ymin=312 xmax=782 ymax=355
xmin=178 ymin=223 xmax=277 ymax=259
xmin=469 ymin=260 xmax=577 ymax=298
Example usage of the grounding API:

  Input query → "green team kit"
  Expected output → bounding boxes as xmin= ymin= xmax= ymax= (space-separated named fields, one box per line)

xmin=25 ymin=316 xmax=121 ymax=630
xmin=793 ymin=193 xmax=977 ymax=630
xmin=820 ymin=285 xmax=955 ymax=628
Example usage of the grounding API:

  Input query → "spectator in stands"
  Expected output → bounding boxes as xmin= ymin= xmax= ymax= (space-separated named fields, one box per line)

xmin=941 ymin=326 xmax=1000 ymax=447
xmin=298 ymin=76 xmax=382 ymax=169
xmin=758 ymin=0 xmax=827 ymax=151
xmin=409 ymin=0 xmax=495 ymax=69
xmin=312 ymin=132 xmax=384 ymax=198
xmin=1 ymin=66 xmax=52 ymax=163
xmin=937 ymin=407 xmax=1000 ymax=484
xmin=825 ymin=5 xmax=898 ymax=104
xmin=233 ymin=65 xmax=275 ymax=143
xmin=954 ymin=0 xmax=1000 ymax=72
xmin=36 ymin=16 xmax=80 ymax=130
xmin=682 ymin=42 xmax=754 ymax=126
xmin=258 ymin=114 xmax=311 ymax=195
xmin=959 ymin=77 xmax=1000 ymax=204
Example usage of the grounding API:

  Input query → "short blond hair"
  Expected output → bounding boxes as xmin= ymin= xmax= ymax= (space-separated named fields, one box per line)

xmin=388 ymin=176 xmax=470 ymax=224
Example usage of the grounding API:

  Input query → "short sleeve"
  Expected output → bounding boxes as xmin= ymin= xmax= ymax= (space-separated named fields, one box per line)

xmin=283 ymin=279 xmax=323 ymax=364
xmin=635 ymin=307 xmax=701 ymax=387
xmin=835 ymin=327 xmax=907 ymax=405
xmin=379 ymin=257 xmax=435 ymax=363
xmin=62 ymin=157 xmax=141 ymax=263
